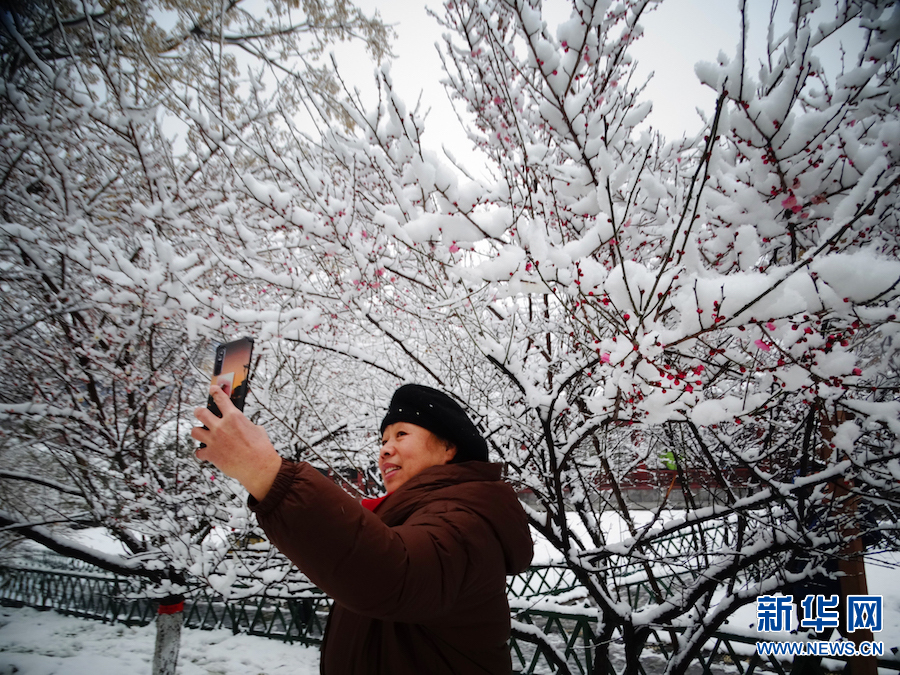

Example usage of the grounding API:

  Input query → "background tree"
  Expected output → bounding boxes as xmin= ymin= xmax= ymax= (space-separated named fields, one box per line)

xmin=0 ymin=0 xmax=392 ymax=591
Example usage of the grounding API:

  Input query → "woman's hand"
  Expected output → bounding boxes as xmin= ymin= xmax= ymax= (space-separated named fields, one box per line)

xmin=191 ymin=385 xmax=283 ymax=501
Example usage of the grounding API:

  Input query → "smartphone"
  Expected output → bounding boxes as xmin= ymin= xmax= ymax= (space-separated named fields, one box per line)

xmin=207 ymin=336 xmax=254 ymax=417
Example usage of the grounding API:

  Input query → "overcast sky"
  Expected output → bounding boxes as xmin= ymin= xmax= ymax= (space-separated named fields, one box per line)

xmin=335 ymin=0 xmax=864 ymax=173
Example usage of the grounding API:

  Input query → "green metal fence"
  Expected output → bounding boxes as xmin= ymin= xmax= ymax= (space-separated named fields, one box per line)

xmin=598 ymin=520 xmax=772 ymax=611
xmin=0 ymin=564 xmax=156 ymax=626
xmin=511 ymin=606 xmax=600 ymax=675
xmin=0 ymin=563 xmax=330 ymax=645
xmin=508 ymin=564 xmax=582 ymax=600
xmin=2 ymin=559 xmax=899 ymax=675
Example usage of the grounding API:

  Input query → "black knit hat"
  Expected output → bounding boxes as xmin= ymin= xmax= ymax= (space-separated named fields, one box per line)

xmin=379 ymin=384 xmax=489 ymax=463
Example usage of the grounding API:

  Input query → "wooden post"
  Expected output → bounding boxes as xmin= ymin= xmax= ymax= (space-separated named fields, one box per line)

xmin=819 ymin=409 xmax=876 ymax=675
xmin=153 ymin=594 xmax=184 ymax=675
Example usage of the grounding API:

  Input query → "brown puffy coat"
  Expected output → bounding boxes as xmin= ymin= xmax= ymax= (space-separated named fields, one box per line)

xmin=250 ymin=459 xmax=533 ymax=674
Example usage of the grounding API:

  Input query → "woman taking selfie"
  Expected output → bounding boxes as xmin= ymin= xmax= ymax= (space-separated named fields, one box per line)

xmin=193 ymin=383 xmax=533 ymax=675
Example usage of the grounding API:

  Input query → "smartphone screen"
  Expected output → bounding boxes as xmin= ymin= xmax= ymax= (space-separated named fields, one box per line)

xmin=207 ymin=337 xmax=254 ymax=417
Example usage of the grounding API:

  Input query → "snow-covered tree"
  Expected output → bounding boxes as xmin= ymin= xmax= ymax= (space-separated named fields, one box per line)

xmin=3 ymin=0 xmax=898 ymax=671
xmin=0 ymin=0 xmax=392 ymax=591
xmin=182 ymin=0 xmax=900 ymax=671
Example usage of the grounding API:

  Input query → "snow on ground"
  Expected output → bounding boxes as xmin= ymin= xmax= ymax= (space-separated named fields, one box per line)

xmin=2 ymin=515 xmax=897 ymax=674
xmin=0 ymin=606 xmax=320 ymax=675
xmin=2 ymin=551 xmax=897 ymax=674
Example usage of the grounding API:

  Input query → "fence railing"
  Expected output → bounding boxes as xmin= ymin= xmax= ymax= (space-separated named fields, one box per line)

xmin=2 ymin=558 xmax=898 ymax=675
xmin=508 ymin=564 xmax=582 ymax=601
xmin=584 ymin=519 xmax=777 ymax=614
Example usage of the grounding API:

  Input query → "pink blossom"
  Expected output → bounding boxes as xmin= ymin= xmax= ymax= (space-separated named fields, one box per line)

xmin=754 ymin=339 xmax=770 ymax=351
xmin=449 ymin=243 xmax=460 ymax=253
xmin=781 ymin=195 xmax=797 ymax=209
xmin=601 ymin=353 xmax=611 ymax=363
xmin=852 ymin=368 xmax=862 ymax=376
xmin=766 ymin=322 xmax=776 ymax=331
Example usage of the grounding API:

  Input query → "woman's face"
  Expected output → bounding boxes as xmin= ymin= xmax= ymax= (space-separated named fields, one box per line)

xmin=379 ymin=422 xmax=456 ymax=492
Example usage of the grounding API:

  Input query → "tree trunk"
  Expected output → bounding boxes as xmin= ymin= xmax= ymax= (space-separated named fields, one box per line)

xmin=820 ymin=410 xmax=876 ymax=675
xmin=153 ymin=595 xmax=184 ymax=675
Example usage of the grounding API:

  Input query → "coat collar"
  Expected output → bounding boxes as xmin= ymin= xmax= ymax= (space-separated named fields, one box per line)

xmin=370 ymin=461 xmax=502 ymax=522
